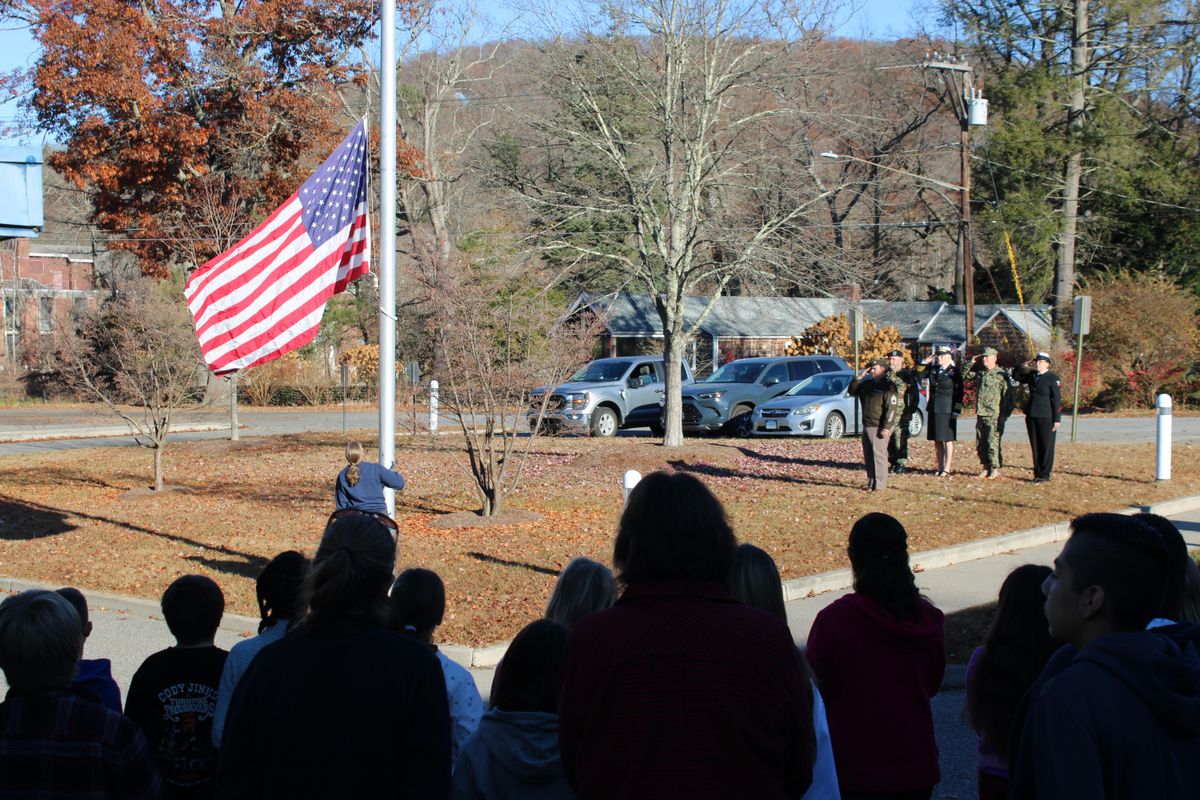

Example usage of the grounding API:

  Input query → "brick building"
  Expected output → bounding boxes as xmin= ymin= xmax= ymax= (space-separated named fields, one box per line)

xmin=0 ymin=237 xmax=99 ymax=365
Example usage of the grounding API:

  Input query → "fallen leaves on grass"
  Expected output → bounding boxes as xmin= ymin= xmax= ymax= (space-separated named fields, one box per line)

xmin=0 ymin=431 xmax=1196 ymax=647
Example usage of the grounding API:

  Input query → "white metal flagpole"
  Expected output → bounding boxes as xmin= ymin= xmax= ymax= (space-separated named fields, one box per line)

xmin=379 ymin=0 xmax=398 ymax=515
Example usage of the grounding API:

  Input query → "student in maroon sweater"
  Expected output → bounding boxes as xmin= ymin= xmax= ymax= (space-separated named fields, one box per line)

xmin=558 ymin=470 xmax=815 ymax=800
xmin=806 ymin=513 xmax=945 ymax=800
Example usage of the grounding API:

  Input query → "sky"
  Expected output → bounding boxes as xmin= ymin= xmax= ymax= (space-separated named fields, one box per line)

xmin=0 ymin=0 xmax=932 ymax=147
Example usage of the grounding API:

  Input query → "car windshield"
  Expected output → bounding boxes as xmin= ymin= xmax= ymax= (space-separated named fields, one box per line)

xmin=706 ymin=362 xmax=765 ymax=383
xmin=570 ymin=361 xmax=633 ymax=382
xmin=786 ymin=374 xmax=850 ymax=396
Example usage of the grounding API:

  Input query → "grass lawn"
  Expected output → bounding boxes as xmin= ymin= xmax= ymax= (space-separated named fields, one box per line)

xmin=0 ymin=430 xmax=1196 ymax=647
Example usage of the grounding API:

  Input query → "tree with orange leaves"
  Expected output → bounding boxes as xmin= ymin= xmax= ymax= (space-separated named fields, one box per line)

xmin=6 ymin=0 xmax=410 ymax=276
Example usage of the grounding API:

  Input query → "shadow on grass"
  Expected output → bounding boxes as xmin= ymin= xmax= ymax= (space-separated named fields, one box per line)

xmin=183 ymin=554 xmax=270 ymax=580
xmin=0 ymin=497 xmax=76 ymax=539
xmin=0 ymin=493 xmax=266 ymax=568
xmin=467 ymin=551 xmax=559 ymax=577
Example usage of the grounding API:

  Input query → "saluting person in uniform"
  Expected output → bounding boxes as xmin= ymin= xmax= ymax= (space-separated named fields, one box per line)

xmin=962 ymin=347 xmax=1010 ymax=479
xmin=886 ymin=349 xmax=921 ymax=475
xmin=1012 ymin=352 xmax=1062 ymax=483
xmin=920 ymin=346 xmax=964 ymax=477
xmin=848 ymin=359 xmax=901 ymax=492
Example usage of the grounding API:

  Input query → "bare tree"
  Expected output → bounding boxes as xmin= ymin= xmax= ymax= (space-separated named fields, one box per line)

xmin=51 ymin=278 xmax=205 ymax=490
xmin=421 ymin=246 xmax=601 ymax=516
xmin=504 ymin=0 xmax=843 ymax=446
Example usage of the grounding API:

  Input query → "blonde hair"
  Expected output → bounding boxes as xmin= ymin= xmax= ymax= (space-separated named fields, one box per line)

xmin=545 ymin=557 xmax=616 ymax=630
xmin=345 ymin=441 xmax=365 ymax=487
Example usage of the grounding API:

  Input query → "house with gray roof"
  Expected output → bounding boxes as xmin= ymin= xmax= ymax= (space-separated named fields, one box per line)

xmin=571 ymin=293 xmax=1053 ymax=376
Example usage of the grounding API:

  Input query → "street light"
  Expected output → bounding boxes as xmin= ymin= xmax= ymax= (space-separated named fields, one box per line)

xmin=818 ymin=152 xmax=965 ymax=192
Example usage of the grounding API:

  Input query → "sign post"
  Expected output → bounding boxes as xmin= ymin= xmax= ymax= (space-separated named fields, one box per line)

xmin=1070 ymin=295 xmax=1091 ymax=443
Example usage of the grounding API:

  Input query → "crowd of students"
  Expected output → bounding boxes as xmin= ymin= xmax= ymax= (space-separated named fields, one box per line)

xmin=1 ymin=467 xmax=1200 ymax=799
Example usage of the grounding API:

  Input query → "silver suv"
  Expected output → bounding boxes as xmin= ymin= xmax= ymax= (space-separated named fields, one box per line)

xmin=680 ymin=355 xmax=849 ymax=436
xmin=528 ymin=356 xmax=695 ymax=437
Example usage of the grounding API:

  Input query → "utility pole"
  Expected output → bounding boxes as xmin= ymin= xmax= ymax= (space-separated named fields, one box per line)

xmin=925 ymin=54 xmax=987 ymax=354
xmin=1055 ymin=0 xmax=1088 ymax=326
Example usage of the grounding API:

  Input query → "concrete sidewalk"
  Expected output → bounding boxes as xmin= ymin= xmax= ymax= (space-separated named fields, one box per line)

xmin=781 ymin=501 xmax=1200 ymax=689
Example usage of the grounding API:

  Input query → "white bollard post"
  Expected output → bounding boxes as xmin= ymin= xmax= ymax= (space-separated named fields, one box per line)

xmin=1156 ymin=393 xmax=1172 ymax=481
xmin=622 ymin=469 xmax=642 ymax=507
xmin=429 ymin=380 xmax=439 ymax=433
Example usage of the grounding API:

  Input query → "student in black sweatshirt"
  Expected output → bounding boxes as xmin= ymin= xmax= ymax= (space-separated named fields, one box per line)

xmin=1010 ymin=513 xmax=1200 ymax=799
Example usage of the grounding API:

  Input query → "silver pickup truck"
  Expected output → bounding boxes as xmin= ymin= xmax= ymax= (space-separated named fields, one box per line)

xmin=528 ymin=356 xmax=695 ymax=437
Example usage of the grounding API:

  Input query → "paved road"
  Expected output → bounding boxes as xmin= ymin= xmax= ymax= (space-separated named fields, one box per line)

xmin=0 ymin=406 xmax=1196 ymax=458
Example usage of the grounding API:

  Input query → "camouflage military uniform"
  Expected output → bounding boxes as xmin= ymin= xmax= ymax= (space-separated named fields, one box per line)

xmin=887 ymin=368 xmax=921 ymax=469
xmin=963 ymin=364 xmax=1011 ymax=473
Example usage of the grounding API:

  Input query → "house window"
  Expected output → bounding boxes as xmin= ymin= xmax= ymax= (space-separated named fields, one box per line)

xmin=39 ymin=297 xmax=53 ymax=333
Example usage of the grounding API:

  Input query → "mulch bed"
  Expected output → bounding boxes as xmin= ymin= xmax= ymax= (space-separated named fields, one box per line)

xmin=0 ymin=430 xmax=1196 ymax=646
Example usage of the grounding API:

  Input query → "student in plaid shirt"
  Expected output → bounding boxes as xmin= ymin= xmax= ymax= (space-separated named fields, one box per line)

xmin=0 ymin=590 xmax=164 ymax=799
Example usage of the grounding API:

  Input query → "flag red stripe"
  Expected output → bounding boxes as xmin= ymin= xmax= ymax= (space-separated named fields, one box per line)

xmin=202 ymin=229 xmax=368 ymax=368
xmin=194 ymin=211 xmax=366 ymax=343
xmin=192 ymin=215 xmax=311 ymax=338
xmin=197 ymin=222 xmax=367 ymax=350
xmin=185 ymin=198 xmax=303 ymax=308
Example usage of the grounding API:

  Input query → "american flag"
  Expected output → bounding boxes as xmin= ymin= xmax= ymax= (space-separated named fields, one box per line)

xmin=185 ymin=121 xmax=371 ymax=375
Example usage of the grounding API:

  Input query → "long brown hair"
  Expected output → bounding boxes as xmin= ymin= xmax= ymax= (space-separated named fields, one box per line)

xmin=344 ymin=441 xmax=365 ymax=486
xmin=965 ymin=564 xmax=1055 ymax=759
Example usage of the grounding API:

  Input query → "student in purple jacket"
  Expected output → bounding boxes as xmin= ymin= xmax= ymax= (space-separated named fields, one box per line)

xmin=335 ymin=440 xmax=405 ymax=514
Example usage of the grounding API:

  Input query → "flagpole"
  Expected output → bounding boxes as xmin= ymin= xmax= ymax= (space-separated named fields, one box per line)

xmin=379 ymin=0 xmax=398 ymax=514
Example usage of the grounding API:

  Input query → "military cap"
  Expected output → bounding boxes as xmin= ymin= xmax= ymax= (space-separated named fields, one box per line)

xmin=934 ymin=345 xmax=953 ymax=355
xmin=867 ymin=358 xmax=888 ymax=368
xmin=1035 ymin=352 xmax=1052 ymax=363
xmin=980 ymin=346 xmax=998 ymax=357
xmin=887 ymin=349 xmax=905 ymax=358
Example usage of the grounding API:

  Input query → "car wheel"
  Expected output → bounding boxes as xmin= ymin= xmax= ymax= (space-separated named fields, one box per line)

xmin=907 ymin=411 xmax=924 ymax=437
xmin=823 ymin=412 xmax=845 ymax=439
xmin=726 ymin=405 xmax=754 ymax=438
xmin=590 ymin=407 xmax=618 ymax=438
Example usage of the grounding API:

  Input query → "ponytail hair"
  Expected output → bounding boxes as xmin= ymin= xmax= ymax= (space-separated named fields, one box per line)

xmin=387 ymin=568 xmax=446 ymax=645
xmin=345 ymin=441 xmax=365 ymax=487
xmin=256 ymin=550 xmax=309 ymax=634
xmin=848 ymin=512 xmax=923 ymax=620
xmin=302 ymin=515 xmax=396 ymax=629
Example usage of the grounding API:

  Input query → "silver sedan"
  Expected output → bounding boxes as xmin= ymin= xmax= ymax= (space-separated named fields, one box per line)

xmin=750 ymin=370 xmax=926 ymax=439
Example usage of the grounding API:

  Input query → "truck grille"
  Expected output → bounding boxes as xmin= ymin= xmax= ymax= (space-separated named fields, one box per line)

xmin=682 ymin=403 xmax=702 ymax=424
xmin=530 ymin=394 xmax=566 ymax=412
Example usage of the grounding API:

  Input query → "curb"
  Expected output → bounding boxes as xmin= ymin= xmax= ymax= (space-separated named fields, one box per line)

xmin=0 ymin=423 xmax=228 ymax=444
xmin=0 ymin=576 xmax=260 ymax=637
xmin=3 ymin=494 xmax=1198 ymax=671
xmin=781 ymin=493 xmax=1200 ymax=603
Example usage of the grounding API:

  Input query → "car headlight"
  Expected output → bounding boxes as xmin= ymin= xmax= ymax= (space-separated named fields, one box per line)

xmin=792 ymin=404 xmax=821 ymax=415
xmin=695 ymin=390 xmax=726 ymax=400
xmin=564 ymin=392 xmax=590 ymax=409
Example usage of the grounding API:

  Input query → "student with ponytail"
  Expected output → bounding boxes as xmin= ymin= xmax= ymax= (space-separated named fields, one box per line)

xmin=335 ymin=440 xmax=406 ymax=514
xmin=389 ymin=568 xmax=483 ymax=770
xmin=805 ymin=513 xmax=945 ymax=800
xmin=216 ymin=514 xmax=451 ymax=798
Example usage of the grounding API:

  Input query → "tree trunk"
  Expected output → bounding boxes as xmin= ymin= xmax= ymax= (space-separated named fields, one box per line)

xmin=661 ymin=323 xmax=688 ymax=448
xmin=1055 ymin=0 xmax=1088 ymax=325
xmin=152 ymin=445 xmax=164 ymax=491
xmin=230 ymin=374 xmax=240 ymax=441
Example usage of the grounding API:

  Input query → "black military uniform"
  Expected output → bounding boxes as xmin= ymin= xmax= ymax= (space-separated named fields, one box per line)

xmin=924 ymin=351 xmax=964 ymax=442
xmin=1013 ymin=352 xmax=1062 ymax=482
xmin=849 ymin=360 xmax=901 ymax=491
